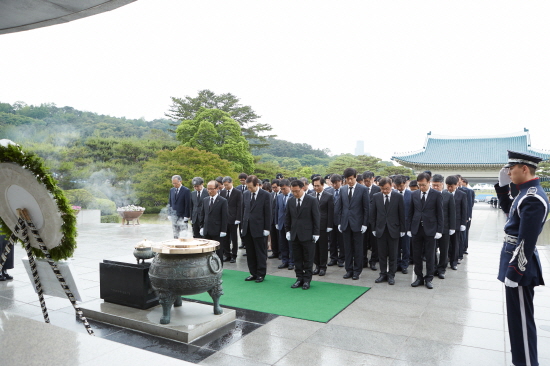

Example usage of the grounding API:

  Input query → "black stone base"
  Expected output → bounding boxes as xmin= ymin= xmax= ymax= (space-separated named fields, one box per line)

xmin=100 ymin=260 xmax=159 ymax=309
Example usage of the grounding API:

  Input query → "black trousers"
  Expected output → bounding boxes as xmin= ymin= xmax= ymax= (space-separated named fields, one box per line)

xmin=342 ymin=228 xmax=364 ymax=275
xmin=506 ymin=285 xmax=539 ymax=366
xmin=314 ymin=230 xmax=329 ymax=270
xmin=279 ymin=228 xmax=294 ymax=265
xmin=459 ymin=220 xmax=471 ymax=258
xmin=448 ymin=231 xmax=461 ymax=267
xmin=0 ymin=234 xmax=14 ymax=270
xmin=397 ymin=234 xmax=410 ymax=269
xmin=192 ymin=220 xmax=202 ymax=238
xmin=377 ymin=228 xmax=398 ymax=278
xmin=412 ymin=225 xmax=436 ymax=282
xmin=329 ymin=224 xmax=345 ymax=263
xmin=204 ymin=234 xmax=224 ymax=267
xmin=364 ymin=229 xmax=379 ymax=265
xmin=223 ymin=223 xmax=239 ymax=259
xmin=270 ymin=222 xmax=280 ymax=256
xmin=435 ymin=233 xmax=450 ymax=274
xmin=292 ymin=238 xmax=315 ymax=283
xmin=242 ymin=228 xmax=268 ymax=277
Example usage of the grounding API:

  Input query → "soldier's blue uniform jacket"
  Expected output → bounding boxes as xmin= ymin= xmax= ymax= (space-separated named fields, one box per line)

xmin=495 ymin=178 xmax=548 ymax=286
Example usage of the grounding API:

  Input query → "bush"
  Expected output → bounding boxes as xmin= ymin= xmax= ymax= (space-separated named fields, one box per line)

xmin=144 ymin=206 xmax=162 ymax=214
xmin=89 ymin=198 xmax=117 ymax=216
xmin=101 ymin=214 xmax=120 ymax=223
xmin=64 ymin=189 xmax=95 ymax=208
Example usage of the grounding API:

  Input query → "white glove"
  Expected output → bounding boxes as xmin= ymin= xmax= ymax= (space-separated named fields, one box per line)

xmin=313 ymin=235 xmax=319 ymax=242
xmin=199 ymin=228 xmax=204 ymax=236
xmin=338 ymin=225 xmax=342 ymax=233
xmin=434 ymin=232 xmax=442 ymax=240
xmin=460 ymin=225 xmax=466 ymax=231
xmin=235 ymin=220 xmax=240 ymax=225
xmin=286 ymin=232 xmax=291 ymax=241
xmin=505 ymin=278 xmax=518 ymax=288
xmin=327 ymin=227 xmax=333 ymax=233
xmin=361 ymin=225 xmax=367 ymax=234
xmin=407 ymin=231 xmax=412 ymax=237
xmin=275 ymin=224 xmax=279 ymax=230
xmin=372 ymin=231 xmax=376 ymax=237
xmin=449 ymin=229 xmax=455 ymax=235
xmin=400 ymin=232 xmax=405 ymax=237
xmin=499 ymin=167 xmax=512 ymax=187
xmin=220 ymin=232 xmax=226 ymax=238
xmin=263 ymin=230 xmax=270 ymax=236
xmin=184 ymin=217 xmax=189 ymax=223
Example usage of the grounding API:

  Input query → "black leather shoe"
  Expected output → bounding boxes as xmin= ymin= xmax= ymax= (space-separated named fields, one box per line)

xmin=425 ymin=281 xmax=433 ymax=289
xmin=402 ymin=268 xmax=408 ymax=274
xmin=464 ymin=251 xmax=469 ymax=255
xmin=302 ymin=282 xmax=310 ymax=290
xmin=0 ymin=274 xmax=5 ymax=281
xmin=411 ymin=278 xmax=424 ymax=287
xmin=229 ymin=258 xmax=236 ymax=263
xmin=343 ymin=272 xmax=352 ymax=279
xmin=268 ymin=254 xmax=278 ymax=259
xmin=223 ymin=257 xmax=231 ymax=262
xmin=312 ymin=268 xmax=320 ymax=275
xmin=288 ymin=265 xmax=295 ymax=270
xmin=278 ymin=263 xmax=289 ymax=269
xmin=451 ymin=265 xmax=458 ymax=270
xmin=2 ymin=271 xmax=12 ymax=280
xmin=388 ymin=277 xmax=395 ymax=285
xmin=363 ymin=262 xmax=370 ymax=268
xmin=375 ymin=275 xmax=387 ymax=283
xmin=245 ymin=275 xmax=257 ymax=281
xmin=327 ymin=260 xmax=337 ymax=266
xmin=239 ymin=245 xmax=245 ymax=249
xmin=438 ymin=273 xmax=445 ymax=279
xmin=434 ymin=270 xmax=439 ymax=276
xmin=243 ymin=253 xmax=247 ymax=256
xmin=352 ymin=275 xmax=359 ymax=280
xmin=319 ymin=269 xmax=326 ymax=276
xmin=370 ymin=263 xmax=377 ymax=271
xmin=255 ymin=276 xmax=264 ymax=283
xmin=291 ymin=280 xmax=303 ymax=288
xmin=396 ymin=266 xmax=403 ymax=272
xmin=337 ymin=261 xmax=344 ymax=267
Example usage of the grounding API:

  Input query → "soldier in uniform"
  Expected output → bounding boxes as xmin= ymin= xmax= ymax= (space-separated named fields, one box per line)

xmin=495 ymin=150 xmax=547 ymax=366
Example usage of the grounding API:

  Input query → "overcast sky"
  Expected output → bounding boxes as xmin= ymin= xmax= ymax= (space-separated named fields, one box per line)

xmin=1 ymin=1 xmax=550 ymax=160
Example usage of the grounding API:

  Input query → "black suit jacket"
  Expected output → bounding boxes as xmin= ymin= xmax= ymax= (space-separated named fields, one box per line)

xmin=370 ymin=191 xmax=406 ymax=239
xmin=285 ymin=193 xmax=320 ymax=242
xmin=236 ymin=184 xmax=248 ymax=193
xmin=366 ymin=184 xmax=381 ymax=200
xmin=407 ymin=188 xmax=443 ymax=236
xmin=441 ymin=190 xmax=456 ymax=232
xmin=200 ymin=195 xmax=228 ymax=236
xmin=447 ymin=189 xmax=468 ymax=228
xmin=241 ymin=189 xmax=271 ymax=238
xmin=270 ymin=191 xmax=280 ymax=224
xmin=169 ymin=186 xmax=191 ymax=218
xmin=310 ymin=191 xmax=334 ymax=230
xmin=190 ymin=188 xmax=208 ymax=224
xmin=335 ymin=184 xmax=370 ymax=232
xmin=219 ymin=188 xmax=242 ymax=224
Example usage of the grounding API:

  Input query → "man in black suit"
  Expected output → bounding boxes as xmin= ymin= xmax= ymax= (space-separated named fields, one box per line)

xmin=285 ymin=180 xmax=320 ymax=290
xmin=311 ymin=176 xmax=334 ymax=276
xmin=431 ymin=174 xmax=456 ymax=279
xmin=445 ymin=175 xmax=468 ymax=270
xmin=362 ymin=171 xmax=381 ymax=271
xmin=236 ymin=173 xmax=248 ymax=249
xmin=394 ymin=175 xmax=412 ymax=274
xmin=269 ymin=179 xmax=281 ymax=260
xmin=199 ymin=180 xmax=228 ymax=265
xmin=190 ymin=177 xmax=208 ymax=238
xmin=275 ymin=179 xmax=294 ymax=270
xmin=241 ymin=175 xmax=271 ymax=283
xmin=220 ymin=176 xmax=242 ymax=263
xmin=336 ymin=168 xmax=370 ymax=280
xmin=370 ymin=177 xmax=406 ymax=285
xmin=168 ymin=175 xmax=191 ymax=239
xmin=328 ymin=174 xmax=345 ymax=267
xmin=406 ymin=172 xmax=443 ymax=289
xmin=459 ymin=177 xmax=475 ymax=256
xmin=0 ymin=231 xmax=14 ymax=281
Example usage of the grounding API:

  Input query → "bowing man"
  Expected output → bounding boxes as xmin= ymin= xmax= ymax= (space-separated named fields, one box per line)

xmin=200 ymin=180 xmax=228 ymax=265
xmin=310 ymin=176 xmax=334 ymax=276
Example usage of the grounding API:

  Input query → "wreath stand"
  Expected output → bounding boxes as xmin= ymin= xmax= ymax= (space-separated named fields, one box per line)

xmin=0 ymin=208 xmax=94 ymax=335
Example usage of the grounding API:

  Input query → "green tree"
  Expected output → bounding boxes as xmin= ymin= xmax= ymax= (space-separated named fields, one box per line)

xmin=280 ymin=157 xmax=302 ymax=171
xmin=378 ymin=165 xmax=414 ymax=177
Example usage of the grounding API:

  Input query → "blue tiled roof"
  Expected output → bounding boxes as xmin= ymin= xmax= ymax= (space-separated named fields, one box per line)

xmin=393 ymin=134 xmax=550 ymax=165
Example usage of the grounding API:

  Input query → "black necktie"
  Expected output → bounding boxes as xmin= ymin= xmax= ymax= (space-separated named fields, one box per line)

xmin=335 ymin=189 xmax=339 ymax=199
xmin=284 ymin=195 xmax=288 ymax=208
xmin=227 ymin=190 xmax=230 ymax=200
xmin=348 ymin=187 xmax=353 ymax=202
xmin=317 ymin=192 xmax=320 ymax=201
xmin=297 ymin=198 xmax=301 ymax=210
xmin=175 ymin=188 xmax=179 ymax=197
xmin=421 ymin=192 xmax=426 ymax=207
xmin=366 ymin=187 xmax=370 ymax=196
xmin=210 ymin=197 xmax=214 ymax=207
xmin=197 ymin=191 xmax=200 ymax=200
xmin=385 ymin=195 xmax=390 ymax=210
xmin=252 ymin=192 xmax=256 ymax=202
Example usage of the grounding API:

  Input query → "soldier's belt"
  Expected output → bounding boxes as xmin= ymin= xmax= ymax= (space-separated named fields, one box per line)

xmin=504 ymin=234 xmax=518 ymax=244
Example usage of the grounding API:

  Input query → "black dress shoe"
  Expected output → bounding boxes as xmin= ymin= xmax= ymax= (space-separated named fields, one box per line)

xmin=343 ymin=272 xmax=352 ymax=279
xmin=245 ymin=275 xmax=257 ymax=281
xmin=464 ymin=251 xmax=469 ymax=255
xmin=239 ymin=245 xmax=245 ymax=249
xmin=375 ymin=275 xmax=387 ymax=283
xmin=255 ymin=276 xmax=264 ymax=283
xmin=434 ymin=270 xmax=439 ymax=276
xmin=268 ymin=254 xmax=278 ymax=259
xmin=0 ymin=274 xmax=5 ymax=281
xmin=370 ymin=263 xmax=377 ymax=271
xmin=402 ymin=268 xmax=408 ymax=274
xmin=438 ymin=273 xmax=445 ymax=279
xmin=288 ymin=265 xmax=295 ymax=270
xmin=337 ymin=261 xmax=344 ymax=267
xmin=425 ymin=281 xmax=434 ymax=289
xmin=327 ymin=260 xmax=337 ymax=266
xmin=451 ymin=265 xmax=458 ymax=270
xmin=388 ymin=277 xmax=395 ymax=285
xmin=223 ymin=257 xmax=231 ymax=262
xmin=229 ymin=258 xmax=236 ymax=263
xmin=396 ymin=266 xmax=403 ymax=272
xmin=352 ymin=275 xmax=359 ymax=280
xmin=319 ymin=269 xmax=326 ymax=276
xmin=243 ymin=253 xmax=247 ymax=256
xmin=302 ymin=282 xmax=310 ymax=290
xmin=291 ymin=280 xmax=303 ymax=288
xmin=411 ymin=278 xmax=424 ymax=287
xmin=2 ymin=271 xmax=11 ymax=280
xmin=363 ymin=262 xmax=370 ymax=268
xmin=312 ymin=268 xmax=320 ymax=275
xmin=278 ymin=263 xmax=289 ymax=269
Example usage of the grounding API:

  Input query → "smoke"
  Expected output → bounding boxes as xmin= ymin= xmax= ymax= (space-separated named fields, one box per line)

xmin=86 ymin=169 xmax=138 ymax=207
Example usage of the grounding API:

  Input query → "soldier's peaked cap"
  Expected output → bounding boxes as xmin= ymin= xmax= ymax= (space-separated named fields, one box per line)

xmin=504 ymin=150 xmax=543 ymax=169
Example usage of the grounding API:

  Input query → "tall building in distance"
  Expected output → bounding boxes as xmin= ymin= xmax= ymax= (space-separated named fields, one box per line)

xmin=355 ymin=140 xmax=364 ymax=156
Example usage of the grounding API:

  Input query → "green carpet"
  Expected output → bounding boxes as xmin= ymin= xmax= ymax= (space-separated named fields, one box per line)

xmin=182 ymin=269 xmax=370 ymax=323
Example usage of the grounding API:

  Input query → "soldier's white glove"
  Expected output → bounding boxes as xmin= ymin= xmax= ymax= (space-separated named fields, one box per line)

xmin=327 ymin=227 xmax=333 ymax=233
xmin=263 ymin=230 xmax=270 ymax=237
xmin=184 ymin=217 xmax=189 ymax=223
xmin=372 ymin=231 xmax=376 ymax=237
xmin=199 ymin=228 xmax=204 ymax=236
xmin=434 ymin=232 xmax=442 ymax=240
xmin=313 ymin=235 xmax=319 ymax=242
xmin=449 ymin=230 xmax=455 ymax=235
xmin=235 ymin=221 xmax=240 ymax=225
xmin=499 ymin=167 xmax=512 ymax=187
xmin=286 ymin=232 xmax=291 ymax=241
xmin=220 ymin=232 xmax=226 ymax=237
xmin=460 ymin=225 xmax=466 ymax=231
xmin=275 ymin=224 xmax=279 ymax=230
xmin=400 ymin=232 xmax=405 ymax=237
xmin=407 ymin=231 xmax=412 ymax=237
xmin=505 ymin=278 xmax=518 ymax=288
xmin=338 ymin=225 xmax=342 ymax=233
xmin=361 ymin=225 xmax=367 ymax=234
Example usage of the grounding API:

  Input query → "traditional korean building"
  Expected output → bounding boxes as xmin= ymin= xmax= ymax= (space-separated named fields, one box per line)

xmin=392 ymin=129 xmax=550 ymax=185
